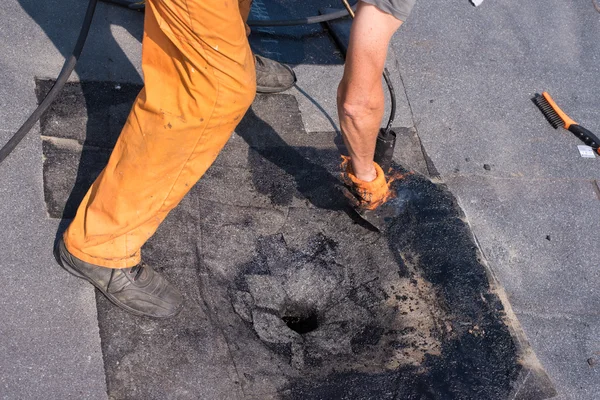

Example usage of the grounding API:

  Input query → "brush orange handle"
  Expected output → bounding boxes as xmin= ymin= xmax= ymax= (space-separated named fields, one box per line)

xmin=568 ymin=125 xmax=600 ymax=153
xmin=541 ymin=92 xmax=600 ymax=153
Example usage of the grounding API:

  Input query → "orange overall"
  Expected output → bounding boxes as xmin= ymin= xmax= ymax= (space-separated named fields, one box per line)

xmin=64 ymin=0 xmax=256 ymax=268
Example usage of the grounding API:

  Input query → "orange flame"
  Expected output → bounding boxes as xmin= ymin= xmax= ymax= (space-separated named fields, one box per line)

xmin=339 ymin=156 xmax=411 ymax=210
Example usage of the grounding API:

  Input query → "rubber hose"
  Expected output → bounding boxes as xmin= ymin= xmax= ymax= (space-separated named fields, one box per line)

xmin=247 ymin=8 xmax=354 ymax=26
xmin=382 ymin=68 xmax=396 ymax=133
xmin=0 ymin=0 xmax=99 ymax=165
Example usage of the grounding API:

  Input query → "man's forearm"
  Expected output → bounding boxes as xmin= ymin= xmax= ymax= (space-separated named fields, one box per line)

xmin=337 ymin=68 xmax=385 ymax=183
xmin=337 ymin=1 xmax=402 ymax=182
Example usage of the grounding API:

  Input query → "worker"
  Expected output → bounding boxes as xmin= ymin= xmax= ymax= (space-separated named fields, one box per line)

xmin=55 ymin=0 xmax=415 ymax=318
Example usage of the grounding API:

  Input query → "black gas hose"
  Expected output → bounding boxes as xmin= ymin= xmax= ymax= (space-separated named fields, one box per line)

xmin=0 ymin=0 xmax=99 ymax=164
xmin=247 ymin=8 xmax=354 ymax=26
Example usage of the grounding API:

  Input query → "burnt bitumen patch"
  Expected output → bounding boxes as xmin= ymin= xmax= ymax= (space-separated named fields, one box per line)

xmin=41 ymin=85 xmax=556 ymax=399
xmin=229 ymin=170 xmax=524 ymax=399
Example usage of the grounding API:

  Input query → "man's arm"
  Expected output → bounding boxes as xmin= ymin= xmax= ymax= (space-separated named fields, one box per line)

xmin=337 ymin=1 xmax=403 ymax=182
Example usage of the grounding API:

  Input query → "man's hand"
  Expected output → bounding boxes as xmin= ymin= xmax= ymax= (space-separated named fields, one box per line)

xmin=337 ymin=1 xmax=403 ymax=183
xmin=341 ymin=156 xmax=392 ymax=210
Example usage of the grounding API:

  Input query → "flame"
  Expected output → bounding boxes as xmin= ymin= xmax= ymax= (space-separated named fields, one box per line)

xmin=340 ymin=156 xmax=411 ymax=210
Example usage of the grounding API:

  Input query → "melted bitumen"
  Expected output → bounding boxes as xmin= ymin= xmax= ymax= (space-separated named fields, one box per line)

xmin=231 ymin=168 xmax=523 ymax=399
xmin=41 ymin=83 xmax=555 ymax=399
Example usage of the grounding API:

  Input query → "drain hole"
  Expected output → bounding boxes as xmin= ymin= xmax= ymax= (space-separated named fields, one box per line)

xmin=282 ymin=312 xmax=319 ymax=334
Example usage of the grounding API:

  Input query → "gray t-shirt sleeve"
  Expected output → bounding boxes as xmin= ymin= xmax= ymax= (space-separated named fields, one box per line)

xmin=360 ymin=0 xmax=416 ymax=21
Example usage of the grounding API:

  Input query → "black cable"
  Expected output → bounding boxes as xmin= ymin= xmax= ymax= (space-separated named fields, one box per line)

xmin=382 ymin=68 xmax=396 ymax=133
xmin=101 ymin=0 xmax=135 ymax=8
xmin=0 ymin=0 xmax=99 ymax=165
xmin=247 ymin=8 xmax=353 ymax=26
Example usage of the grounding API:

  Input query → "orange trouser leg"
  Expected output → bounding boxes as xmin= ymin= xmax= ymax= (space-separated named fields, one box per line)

xmin=238 ymin=0 xmax=253 ymax=36
xmin=64 ymin=0 xmax=256 ymax=268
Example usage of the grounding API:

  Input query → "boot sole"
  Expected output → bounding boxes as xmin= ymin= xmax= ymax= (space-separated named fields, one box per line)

xmin=53 ymin=240 xmax=182 ymax=319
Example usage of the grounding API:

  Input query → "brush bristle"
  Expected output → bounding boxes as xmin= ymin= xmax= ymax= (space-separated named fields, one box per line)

xmin=533 ymin=94 xmax=562 ymax=129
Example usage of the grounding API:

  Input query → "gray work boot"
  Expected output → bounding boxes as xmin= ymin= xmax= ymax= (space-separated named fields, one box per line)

xmin=54 ymin=238 xmax=183 ymax=318
xmin=255 ymin=55 xmax=297 ymax=93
